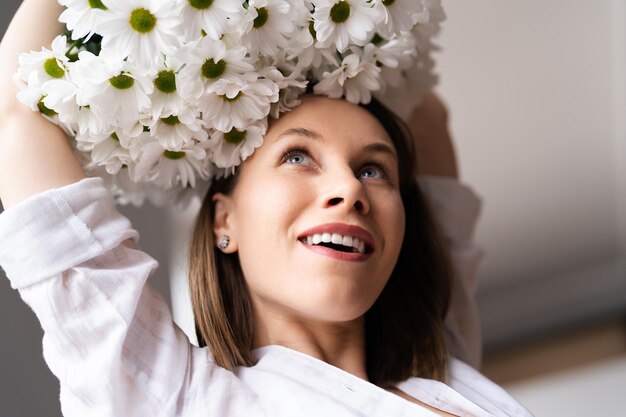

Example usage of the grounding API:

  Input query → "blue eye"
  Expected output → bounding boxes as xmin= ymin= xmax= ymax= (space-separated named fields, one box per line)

xmin=282 ymin=147 xmax=312 ymax=165
xmin=359 ymin=165 xmax=386 ymax=179
xmin=287 ymin=153 xmax=307 ymax=164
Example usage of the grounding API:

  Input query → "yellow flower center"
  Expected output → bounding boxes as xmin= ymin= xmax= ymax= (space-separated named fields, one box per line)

xmin=253 ymin=7 xmax=269 ymax=28
xmin=163 ymin=150 xmax=186 ymax=159
xmin=223 ymin=128 xmax=247 ymax=144
xmin=154 ymin=70 xmax=177 ymax=93
xmin=88 ymin=0 xmax=107 ymax=10
xmin=37 ymin=98 xmax=57 ymax=117
xmin=44 ymin=58 xmax=65 ymax=78
xmin=130 ymin=8 xmax=157 ymax=34
xmin=202 ymin=58 xmax=227 ymax=79
xmin=188 ymin=0 xmax=214 ymax=10
xmin=161 ymin=115 xmax=180 ymax=125
xmin=330 ymin=1 xmax=350 ymax=23
xmin=109 ymin=74 xmax=135 ymax=89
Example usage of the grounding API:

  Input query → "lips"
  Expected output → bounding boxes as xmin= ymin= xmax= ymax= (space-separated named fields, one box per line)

xmin=297 ymin=222 xmax=375 ymax=261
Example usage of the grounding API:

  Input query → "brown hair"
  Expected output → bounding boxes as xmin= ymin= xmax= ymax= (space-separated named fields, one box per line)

xmin=188 ymin=97 xmax=452 ymax=386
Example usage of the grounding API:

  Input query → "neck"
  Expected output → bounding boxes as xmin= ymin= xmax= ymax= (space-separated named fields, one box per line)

xmin=252 ymin=303 xmax=369 ymax=381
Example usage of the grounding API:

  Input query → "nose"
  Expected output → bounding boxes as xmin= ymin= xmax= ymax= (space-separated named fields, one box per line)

xmin=320 ymin=169 xmax=370 ymax=215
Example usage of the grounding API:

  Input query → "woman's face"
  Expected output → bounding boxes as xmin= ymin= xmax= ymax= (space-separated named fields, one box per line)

xmin=214 ymin=96 xmax=405 ymax=323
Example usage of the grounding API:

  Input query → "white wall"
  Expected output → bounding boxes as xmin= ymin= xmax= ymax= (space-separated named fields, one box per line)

xmin=437 ymin=0 xmax=626 ymax=348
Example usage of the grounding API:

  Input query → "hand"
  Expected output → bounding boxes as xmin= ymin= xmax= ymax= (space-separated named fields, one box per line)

xmin=407 ymin=92 xmax=459 ymax=179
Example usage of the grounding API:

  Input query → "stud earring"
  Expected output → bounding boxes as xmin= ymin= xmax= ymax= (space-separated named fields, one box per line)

xmin=218 ymin=235 xmax=230 ymax=251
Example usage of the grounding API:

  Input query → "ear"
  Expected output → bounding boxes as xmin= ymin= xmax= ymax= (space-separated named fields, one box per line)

xmin=212 ymin=192 xmax=238 ymax=253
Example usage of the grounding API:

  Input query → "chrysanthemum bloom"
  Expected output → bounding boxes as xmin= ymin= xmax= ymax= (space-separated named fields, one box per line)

xmin=59 ymin=0 xmax=108 ymax=40
xmin=148 ymin=56 xmax=187 ymax=120
xmin=372 ymin=32 xmax=417 ymax=91
xmin=146 ymin=107 xmax=208 ymax=151
xmin=286 ymin=22 xmax=339 ymax=70
xmin=16 ymin=35 xmax=69 ymax=85
xmin=314 ymin=45 xmax=381 ymax=104
xmin=312 ymin=0 xmax=383 ymax=52
xmin=208 ymin=119 xmax=267 ymax=170
xmin=15 ymin=0 xmax=441 ymax=206
xmin=179 ymin=0 xmax=245 ymax=41
xmin=198 ymin=73 xmax=279 ymax=132
xmin=131 ymin=139 xmax=210 ymax=190
xmin=373 ymin=0 xmax=422 ymax=38
xmin=14 ymin=35 xmax=71 ymax=118
xmin=71 ymin=50 xmax=153 ymax=126
xmin=39 ymin=78 xmax=95 ymax=136
xmin=240 ymin=0 xmax=296 ymax=57
xmin=257 ymin=61 xmax=307 ymax=118
xmin=97 ymin=0 xmax=183 ymax=67
xmin=178 ymin=37 xmax=254 ymax=99
xmin=76 ymin=131 xmax=133 ymax=175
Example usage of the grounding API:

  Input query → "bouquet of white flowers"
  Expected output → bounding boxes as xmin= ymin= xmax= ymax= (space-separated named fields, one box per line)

xmin=14 ymin=0 xmax=444 ymax=207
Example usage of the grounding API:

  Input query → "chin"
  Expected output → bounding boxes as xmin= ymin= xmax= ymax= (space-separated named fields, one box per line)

xmin=296 ymin=294 xmax=377 ymax=323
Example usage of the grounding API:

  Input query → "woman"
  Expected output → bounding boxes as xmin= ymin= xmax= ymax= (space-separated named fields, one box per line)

xmin=0 ymin=1 xmax=530 ymax=416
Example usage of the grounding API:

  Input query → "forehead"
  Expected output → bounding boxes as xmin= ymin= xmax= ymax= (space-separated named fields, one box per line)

xmin=264 ymin=96 xmax=393 ymax=147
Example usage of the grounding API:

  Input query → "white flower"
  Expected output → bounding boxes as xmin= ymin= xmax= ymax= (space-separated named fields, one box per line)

xmin=148 ymin=56 xmax=187 ymax=119
xmin=76 ymin=131 xmax=132 ymax=175
xmin=314 ymin=45 xmax=381 ymax=103
xmin=367 ymin=31 xmax=417 ymax=93
xmin=39 ymin=78 xmax=80 ymax=134
xmin=14 ymin=0 xmax=442 ymax=208
xmin=256 ymin=57 xmax=308 ymax=117
xmin=59 ymin=0 xmax=108 ymax=40
xmin=198 ymin=73 xmax=278 ymax=132
xmin=15 ymin=71 xmax=46 ymax=110
xmin=373 ymin=0 xmax=422 ymax=38
xmin=375 ymin=32 xmax=417 ymax=69
xmin=240 ymin=0 xmax=296 ymax=57
xmin=286 ymin=23 xmax=339 ymax=69
xmin=312 ymin=0 xmax=383 ymax=52
xmin=132 ymin=139 xmax=210 ymax=189
xmin=97 ymin=0 xmax=182 ymax=67
xmin=97 ymin=166 xmax=148 ymax=207
xmin=178 ymin=37 xmax=254 ymax=99
xmin=145 ymin=107 xmax=208 ymax=150
xmin=16 ymin=35 xmax=70 ymax=85
xmin=208 ymin=119 xmax=267 ymax=170
xmin=71 ymin=50 xmax=153 ymax=125
xmin=14 ymin=35 xmax=73 ymax=128
xmin=413 ymin=0 xmax=445 ymax=50
xmin=179 ymin=0 xmax=244 ymax=41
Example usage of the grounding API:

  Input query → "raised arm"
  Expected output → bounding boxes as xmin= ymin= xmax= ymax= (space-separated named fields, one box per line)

xmin=0 ymin=0 xmax=85 ymax=209
xmin=408 ymin=92 xmax=484 ymax=369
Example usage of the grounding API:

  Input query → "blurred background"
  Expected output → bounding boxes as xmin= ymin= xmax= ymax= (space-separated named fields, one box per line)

xmin=1 ymin=1 xmax=625 ymax=416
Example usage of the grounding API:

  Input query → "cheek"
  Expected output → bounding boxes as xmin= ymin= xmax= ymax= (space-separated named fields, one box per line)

xmin=232 ymin=176 xmax=310 ymax=277
xmin=374 ymin=191 xmax=406 ymax=254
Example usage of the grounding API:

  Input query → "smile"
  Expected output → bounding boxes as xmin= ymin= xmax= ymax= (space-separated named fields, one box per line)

xmin=297 ymin=223 xmax=375 ymax=261
xmin=299 ymin=233 xmax=367 ymax=254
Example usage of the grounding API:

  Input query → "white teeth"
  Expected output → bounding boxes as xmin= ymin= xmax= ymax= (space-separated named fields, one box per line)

xmin=303 ymin=232 xmax=368 ymax=254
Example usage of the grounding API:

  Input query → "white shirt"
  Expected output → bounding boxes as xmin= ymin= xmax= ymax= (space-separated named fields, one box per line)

xmin=0 ymin=177 xmax=532 ymax=417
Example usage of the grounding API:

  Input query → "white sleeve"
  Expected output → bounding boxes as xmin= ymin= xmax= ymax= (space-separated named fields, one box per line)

xmin=417 ymin=176 xmax=485 ymax=368
xmin=0 ymin=177 xmax=190 ymax=416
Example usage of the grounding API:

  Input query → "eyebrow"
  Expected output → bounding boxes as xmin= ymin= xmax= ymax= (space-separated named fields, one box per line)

xmin=274 ymin=127 xmax=398 ymax=160
xmin=274 ymin=127 xmax=322 ymax=141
